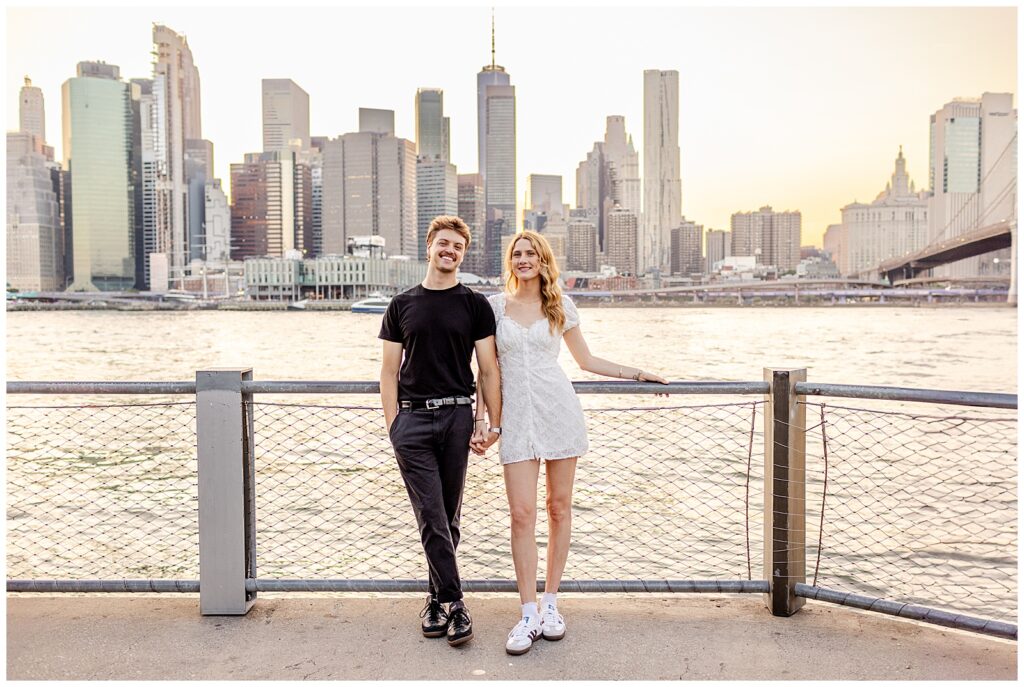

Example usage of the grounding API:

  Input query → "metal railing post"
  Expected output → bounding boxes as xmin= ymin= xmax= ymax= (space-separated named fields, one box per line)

xmin=763 ymin=367 xmax=807 ymax=616
xmin=196 ymin=368 xmax=256 ymax=615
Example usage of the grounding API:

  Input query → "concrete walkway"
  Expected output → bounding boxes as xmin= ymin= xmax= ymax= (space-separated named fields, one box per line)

xmin=7 ymin=594 xmax=1016 ymax=680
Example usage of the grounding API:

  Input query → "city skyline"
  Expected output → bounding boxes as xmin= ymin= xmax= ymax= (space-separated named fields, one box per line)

xmin=6 ymin=5 xmax=1017 ymax=247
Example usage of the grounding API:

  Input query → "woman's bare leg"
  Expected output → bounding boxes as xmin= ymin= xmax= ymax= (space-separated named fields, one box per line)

xmin=504 ymin=459 xmax=541 ymax=605
xmin=544 ymin=457 xmax=578 ymax=593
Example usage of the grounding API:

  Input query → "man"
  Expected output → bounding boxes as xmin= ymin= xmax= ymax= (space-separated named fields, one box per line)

xmin=379 ymin=215 xmax=502 ymax=647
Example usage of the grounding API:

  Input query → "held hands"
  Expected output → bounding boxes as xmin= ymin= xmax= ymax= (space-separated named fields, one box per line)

xmin=470 ymin=420 xmax=500 ymax=455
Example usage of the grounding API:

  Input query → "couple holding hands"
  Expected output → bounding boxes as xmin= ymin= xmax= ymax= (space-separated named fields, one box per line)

xmin=380 ymin=216 xmax=666 ymax=655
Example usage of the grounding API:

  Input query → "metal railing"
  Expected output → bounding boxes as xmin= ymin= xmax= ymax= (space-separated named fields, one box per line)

xmin=6 ymin=370 xmax=1017 ymax=640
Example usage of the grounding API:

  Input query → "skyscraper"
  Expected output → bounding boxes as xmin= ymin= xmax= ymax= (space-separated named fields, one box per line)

xmin=152 ymin=24 xmax=202 ymax=283
xmin=605 ymin=207 xmax=639 ymax=276
xmin=7 ymin=132 xmax=63 ymax=291
xmin=731 ymin=206 xmax=802 ymax=273
xmin=603 ymin=115 xmax=641 ymax=217
xmin=61 ymin=61 xmax=135 ymax=291
xmin=415 ymin=88 xmax=450 ymax=161
xmin=19 ymin=76 xmax=46 ymax=148
xmin=458 ymin=173 xmax=489 ymax=275
xmin=483 ymin=83 xmax=516 ymax=275
xmin=576 ymin=142 xmax=614 ymax=250
xmin=320 ymin=111 xmax=417 ymax=257
xmin=928 ymin=92 xmax=1016 ymax=277
xmin=566 ymin=219 xmax=598 ymax=272
xmin=670 ymin=219 xmax=702 ymax=276
xmin=705 ymin=229 xmax=731 ymax=273
xmin=477 ymin=13 xmax=516 ymax=277
xmin=642 ymin=69 xmax=681 ymax=274
xmin=416 ymin=156 xmax=458 ymax=259
xmin=525 ymin=174 xmax=563 ymax=219
xmin=262 ymin=79 xmax=310 ymax=152
xmin=230 ymin=154 xmax=284 ymax=259
xmin=415 ymin=88 xmax=457 ymax=259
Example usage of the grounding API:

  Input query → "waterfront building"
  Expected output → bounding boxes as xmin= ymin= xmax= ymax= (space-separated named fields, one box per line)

xmin=61 ymin=61 xmax=135 ymax=291
xmin=567 ymin=219 xmax=598 ymax=272
xmin=204 ymin=179 xmax=230 ymax=262
xmin=230 ymin=154 xmax=283 ymax=259
xmin=458 ymin=172 xmax=490 ymax=276
xmin=262 ymin=79 xmax=310 ymax=152
xmin=416 ymin=156 xmax=458 ymax=260
xmin=19 ymin=77 xmax=49 ymax=158
xmin=310 ymin=136 xmax=328 ymax=257
xmin=602 ymin=115 xmax=641 ymax=217
xmin=823 ymin=224 xmax=847 ymax=276
xmin=358 ymin=107 xmax=395 ymax=135
xmin=797 ymin=255 xmax=840 ymax=279
xmin=525 ymin=174 xmax=563 ymax=220
xmin=477 ymin=15 xmax=516 ymax=277
xmin=670 ymin=219 xmax=703 ymax=276
xmin=706 ymin=229 xmax=731 ymax=273
xmin=731 ymin=206 xmax=802 ymax=273
xmin=605 ymin=207 xmax=638 ymax=276
xmin=244 ymin=254 xmax=428 ymax=300
xmin=152 ymin=24 xmax=202 ymax=286
xmin=642 ymin=69 xmax=681 ymax=274
xmin=7 ymin=132 xmax=64 ymax=291
xmin=927 ymin=92 xmax=1016 ymax=277
xmin=483 ymin=82 xmax=517 ymax=274
xmin=839 ymin=147 xmax=929 ymax=277
xmin=576 ymin=142 xmax=614 ymax=250
xmin=415 ymin=88 xmax=450 ymax=161
xmin=320 ymin=111 xmax=417 ymax=258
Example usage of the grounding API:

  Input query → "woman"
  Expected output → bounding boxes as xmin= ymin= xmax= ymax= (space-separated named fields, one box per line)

xmin=476 ymin=230 xmax=667 ymax=656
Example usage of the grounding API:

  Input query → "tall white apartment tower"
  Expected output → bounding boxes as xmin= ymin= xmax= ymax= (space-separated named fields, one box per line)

xmin=928 ymin=92 xmax=1016 ymax=277
xmin=642 ymin=69 xmax=681 ymax=274
xmin=262 ymin=79 xmax=310 ymax=152
xmin=19 ymin=76 xmax=46 ymax=144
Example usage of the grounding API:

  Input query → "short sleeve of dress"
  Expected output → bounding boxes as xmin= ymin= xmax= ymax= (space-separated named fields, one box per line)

xmin=562 ymin=294 xmax=580 ymax=332
xmin=486 ymin=293 xmax=504 ymax=321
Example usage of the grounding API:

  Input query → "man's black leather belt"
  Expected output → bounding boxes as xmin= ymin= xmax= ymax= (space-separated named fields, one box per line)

xmin=399 ymin=396 xmax=473 ymax=411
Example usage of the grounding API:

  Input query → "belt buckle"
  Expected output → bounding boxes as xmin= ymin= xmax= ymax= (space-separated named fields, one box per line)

xmin=425 ymin=398 xmax=442 ymax=410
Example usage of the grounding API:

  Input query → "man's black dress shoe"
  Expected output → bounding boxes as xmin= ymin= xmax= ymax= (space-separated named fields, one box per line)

xmin=420 ymin=595 xmax=449 ymax=638
xmin=446 ymin=603 xmax=473 ymax=646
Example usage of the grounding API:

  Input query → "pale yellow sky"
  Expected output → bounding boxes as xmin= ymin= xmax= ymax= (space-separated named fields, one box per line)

xmin=6 ymin=4 xmax=1018 ymax=247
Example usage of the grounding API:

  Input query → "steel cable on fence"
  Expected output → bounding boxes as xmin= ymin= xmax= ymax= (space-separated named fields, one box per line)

xmin=6 ymin=401 xmax=199 ymax=580
xmin=246 ymin=400 xmax=765 ymax=584
xmin=799 ymin=401 xmax=1017 ymax=624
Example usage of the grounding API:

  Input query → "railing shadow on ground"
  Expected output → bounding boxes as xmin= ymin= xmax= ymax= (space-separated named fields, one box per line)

xmin=5 ymin=371 xmax=1017 ymax=640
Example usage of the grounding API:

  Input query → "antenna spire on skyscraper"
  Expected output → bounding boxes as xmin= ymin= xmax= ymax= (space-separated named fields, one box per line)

xmin=491 ymin=7 xmax=496 ymax=69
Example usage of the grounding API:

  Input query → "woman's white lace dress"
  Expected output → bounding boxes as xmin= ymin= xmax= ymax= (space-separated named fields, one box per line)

xmin=487 ymin=292 xmax=589 ymax=465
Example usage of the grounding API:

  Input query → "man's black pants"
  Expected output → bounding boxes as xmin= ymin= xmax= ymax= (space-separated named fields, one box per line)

xmin=389 ymin=404 xmax=473 ymax=603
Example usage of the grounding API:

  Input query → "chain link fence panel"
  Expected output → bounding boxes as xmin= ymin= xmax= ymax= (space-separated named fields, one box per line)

xmin=6 ymin=401 xmax=198 ymax=580
xmin=802 ymin=402 xmax=1017 ymax=623
xmin=250 ymin=401 xmax=764 ymax=583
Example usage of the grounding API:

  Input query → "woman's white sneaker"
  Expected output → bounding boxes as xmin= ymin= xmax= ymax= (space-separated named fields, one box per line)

xmin=540 ymin=604 xmax=566 ymax=640
xmin=505 ymin=615 xmax=542 ymax=655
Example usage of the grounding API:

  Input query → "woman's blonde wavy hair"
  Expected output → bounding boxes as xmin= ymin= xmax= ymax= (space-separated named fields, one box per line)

xmin=504 ymin=230 xmax=565 ymax=334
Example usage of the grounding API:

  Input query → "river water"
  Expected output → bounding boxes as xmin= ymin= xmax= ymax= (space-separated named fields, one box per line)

xmin=5 ymin=306 xmax=1018 ymax=622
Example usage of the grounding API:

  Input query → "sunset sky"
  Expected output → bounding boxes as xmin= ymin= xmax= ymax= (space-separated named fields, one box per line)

xmin=6 ymin=3 xmax=1017 ymax=247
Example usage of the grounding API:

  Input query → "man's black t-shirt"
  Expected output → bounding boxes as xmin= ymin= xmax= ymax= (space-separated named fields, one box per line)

xmin=378 ymin=283 xmax=497 ymax=401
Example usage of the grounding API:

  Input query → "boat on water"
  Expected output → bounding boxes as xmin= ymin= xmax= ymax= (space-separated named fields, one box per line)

xmin=287 ymin=299 xmax=308 ymax=311
xmin=351 ymin=295 xmax=391 ymax=314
